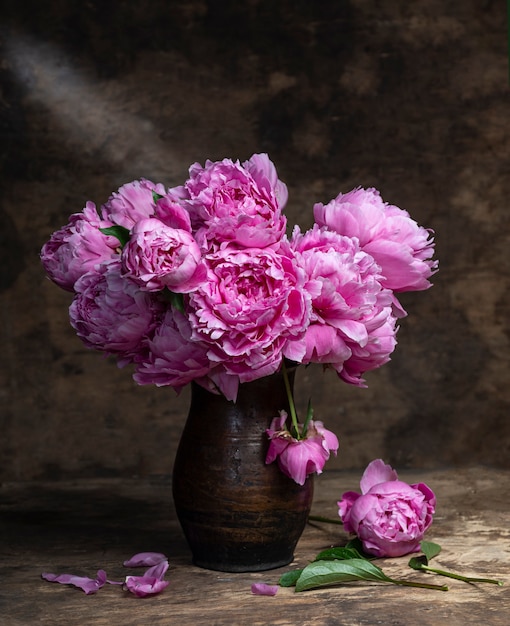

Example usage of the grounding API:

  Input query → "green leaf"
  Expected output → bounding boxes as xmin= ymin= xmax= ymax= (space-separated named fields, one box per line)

xmin=295 ymin=558 xmax=391 ymax=592
xmin=408 ymin=555 xmax=429 ymax=571
xmin=99 ymin=225 xmax=130 ymax=247
xmin=152 ymin=190 xmax=165 ymax=203
xmin=301 ymin=398 xmax=314 ymax=436
xmin=420 ymin=541 xmax=442 ymax=562
xmin=278 ymin=569 xmax=303 ymax=587
xmin=345 ymin=537 xmax=374 ymax=559
xmin=314 ymin=547 xmax=366 ymax=562
xmin=164 ymin=290 xmax=185 ymax=314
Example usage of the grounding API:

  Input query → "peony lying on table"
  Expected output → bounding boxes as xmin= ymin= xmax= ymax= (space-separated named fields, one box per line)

xmin=40 ymin=153 xmax=437 ymax=484
xmin=338 ymin=459 xmax=436 ymax=557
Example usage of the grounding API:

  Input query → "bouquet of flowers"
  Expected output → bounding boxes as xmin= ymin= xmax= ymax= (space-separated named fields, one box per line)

xmin=40 ymin=153 xmax=437 ymax=484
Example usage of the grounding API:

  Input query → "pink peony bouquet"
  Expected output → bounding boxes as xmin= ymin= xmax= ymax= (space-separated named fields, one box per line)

xmin=41 ymin=153 xmax=437 ymax=484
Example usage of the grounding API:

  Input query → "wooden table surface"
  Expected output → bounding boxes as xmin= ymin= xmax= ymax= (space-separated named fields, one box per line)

xmin=1 ymin=467 xmax=509 ymax=626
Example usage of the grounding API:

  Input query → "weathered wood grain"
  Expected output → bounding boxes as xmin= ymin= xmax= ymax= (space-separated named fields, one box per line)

xmin=1 ymin=468 xmax=508 ymax=625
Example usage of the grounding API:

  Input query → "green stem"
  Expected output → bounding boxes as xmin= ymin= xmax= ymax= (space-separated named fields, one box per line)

xmin=308 ymin=514 xmax=344 ymax=526
xmin=388 ymin=577 xmax=449 ymax=592
xmin=282 ymin=361 xmax=301 ymax=439
xmin=419 ymin=565 xmax=503 ymax=586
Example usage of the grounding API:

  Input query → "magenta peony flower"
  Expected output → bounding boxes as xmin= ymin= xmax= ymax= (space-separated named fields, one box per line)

xmin=186 ymin=245 xmax=311 ymax=385
xmin=121 ymin=218 xmax=206 ymax=293
xmin=265 ymin=412 xmax=339 ymax=486
xmin=313 ymin=187 xmax=438 ymax=296
xmin=337 ymin=459 xmax=436 ymax=557
xmin=286 ymin=225 xmax=397 ymax=385
xmin=69 ymin=260 xmax=164 ymax=365
xmin=40 ymin=201 xmax=119 ymax=291
xmin=183 ymin=153 xmax=287 ymax=251
xmin=134 ymin=309 xmax=212 ymax=393
xmin=102 ymin=178 xmax=166 ymax=230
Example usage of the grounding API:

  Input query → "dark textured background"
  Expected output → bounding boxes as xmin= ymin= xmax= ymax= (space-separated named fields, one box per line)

xmin=1 ymin=0 xmax=508 ymax=481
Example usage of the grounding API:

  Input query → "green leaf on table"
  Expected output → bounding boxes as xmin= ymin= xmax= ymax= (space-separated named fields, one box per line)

xmin=295 ymin=558 xmax=391 ymax=592
xmin=314 ymin=546 xmax=366 ymax=562
xmin=99 ymin=225 xmax=130 ymax=247
xmin=420 ymin=541 xmax=442 ymax=561
xmin=345 ymin=537 xmax=375 ymax=559
xmin=278 ymin=569 xmax=303 ymax=587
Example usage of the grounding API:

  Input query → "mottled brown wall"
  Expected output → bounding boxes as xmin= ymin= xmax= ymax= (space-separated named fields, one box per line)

xmin=1 ymin=0 xmax=508 ymax=481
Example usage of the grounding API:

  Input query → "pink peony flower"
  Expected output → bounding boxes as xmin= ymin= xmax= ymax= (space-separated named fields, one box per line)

xmin=134 ymin=309 xmax=212 ymax=393
xmin=40 ymin=201 xmax=119 ymax=291
xmin=286 ymin=225 xmax=397 ymax=386
xmin=102 ymin=178 xmax=166 ymax=230
xmin=265 ymin=412 xmax=339 ymax=485
xmin=337 ymin=459 xmax=436 ymax=557
xmin=183 ymin=153 xmax=287 ymax=251
xmin=121 ymin=218 xmax=206 ymax=293
xmin=186 ymin=245 xmax=311 ymax=386
xmin=69 ymin=260 xmax=164 ymax=365
xmin=313 ymin=187 xmax=438 ymax=296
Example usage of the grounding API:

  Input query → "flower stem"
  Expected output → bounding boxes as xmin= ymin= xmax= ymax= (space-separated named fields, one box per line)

xmin=282 ymin=361 xmax=301 ymax=439
xmin=419 ymin=565 xmax=503 ymax=586
xmin=308 ymin=515 xmax=344 ymax=526
xmin=388 ymin=578 xmax=449 ymax=592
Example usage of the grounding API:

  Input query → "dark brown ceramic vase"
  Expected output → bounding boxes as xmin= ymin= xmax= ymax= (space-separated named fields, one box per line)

xmin=172 ymin=368 xmax=314 ymax=572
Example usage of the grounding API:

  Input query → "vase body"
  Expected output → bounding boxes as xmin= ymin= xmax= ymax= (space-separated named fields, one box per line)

xmin=172 ymin=369 xmax=314 ymax=572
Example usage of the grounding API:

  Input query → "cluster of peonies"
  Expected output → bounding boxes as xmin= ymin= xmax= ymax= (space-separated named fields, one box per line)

xmin=41 ymin=153 xmax=437 ymax=484
xmin=338 ymin=459 xmax=436 ymax=557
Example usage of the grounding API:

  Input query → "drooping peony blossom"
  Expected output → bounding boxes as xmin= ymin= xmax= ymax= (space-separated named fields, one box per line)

xmin=313 ymin=187 xmax=438 ymax=297
xmin=121 ymin=218 xmax=206 ymax=293
xmin=286 ymin=225 xmax=397 ymax=385
xmin=186 ymin=245 xmax=311 ymax=386
xmin=102 ymin=178 xmax=166 ymax=230
xmin=265 ymin=412 xmax=339 ymax=486
xmin=182 ymin=153 xmax=287 ymax=251
xmin=40 ymin=201 xmax=120 ymax=291
xmin=134 ymin=309 xmax=212 ymax=393
xmin=69 ymin=260 xmax=164 ymax=365
xmin=337 ymin=459 xmax=436 ymax=557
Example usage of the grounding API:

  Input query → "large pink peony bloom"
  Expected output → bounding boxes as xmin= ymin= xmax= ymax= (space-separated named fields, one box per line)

xmin=101 ymin=178 xmax=166 ymax=230
xmin=69 ymin=260 xmax=164 ymax=365
xmin=265 ymin=412 xmax=339 ymax=485
xmin=121 ymin=218 xmax=206 ymax=293
xmin=40 ymin=201 xmax=119 ymax=291
xmin=133 ymin=309 xmax=212 ymax=393
xmin=182 ymin=153 xmax=287 ymax=251
xmin=186 ymin=245 xmax=311 ymax=385
xmin=314 ymin=187 xmax=438 ymax=296
xmin=338 ymin=459 xmax=436 ymax=557
xmin=286 ymin=225 xmax=397 ymax=386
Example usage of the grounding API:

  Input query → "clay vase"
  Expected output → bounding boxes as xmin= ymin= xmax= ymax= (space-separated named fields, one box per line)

xmin=172 ymin=368 xmax=314 ymax=572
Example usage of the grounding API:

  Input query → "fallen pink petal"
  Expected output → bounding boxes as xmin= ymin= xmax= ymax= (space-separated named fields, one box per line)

xmin=251 ymin=583 xmax=279 ymax=596
xmin=123 ymin=559 xmax=170 ymax=597
xmin=124 ymin=575 xmax=170 ymax=598
xmin=123 ymin=552 xmax=168 ymax=567
xmin=41 ymin=569 xmax=107 ymax=595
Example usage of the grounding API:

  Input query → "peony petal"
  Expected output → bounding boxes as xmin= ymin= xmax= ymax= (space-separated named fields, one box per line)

xmin=41 ymin=569 xmax=107 ymax=595
xmin=360 ymin=458 xmax=398 ymax=493
xmin=251 ymin=583 xmax=279 ymax=596
xmin=124 ymin=575 xmax=170 ymax=598
xmin=123 ymin=552 xmax=168 ymax=567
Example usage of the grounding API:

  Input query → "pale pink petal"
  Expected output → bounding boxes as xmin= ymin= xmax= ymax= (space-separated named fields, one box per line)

xmin=360 ymin=458 xmax=398 ymax=493
xmin=251 ymin=583 xmax=279 ymax=596
xmin=123 ymin=552 xmax=168 ymax=567
xmin=124 ymin=576 xmax=170 ymax=598
xmin=42 ymin=569 xmax=107 ymax=594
